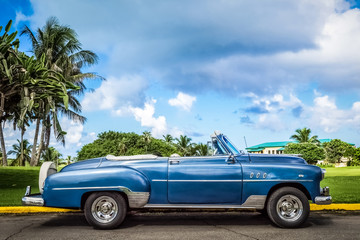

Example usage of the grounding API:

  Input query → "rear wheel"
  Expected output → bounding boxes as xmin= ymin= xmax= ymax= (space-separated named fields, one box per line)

xmin=84 ymin=192 xmax=127 ymax=229
xmin=266 ymin=187 xmax=309 ymax=228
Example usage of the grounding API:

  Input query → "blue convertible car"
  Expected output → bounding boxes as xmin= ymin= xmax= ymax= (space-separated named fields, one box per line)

xmin=22 ymin=131 xmax=331 ymax=229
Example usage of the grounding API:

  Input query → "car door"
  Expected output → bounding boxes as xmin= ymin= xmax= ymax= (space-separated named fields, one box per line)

xmin=167 ymin=155 xmax=242 ymax=204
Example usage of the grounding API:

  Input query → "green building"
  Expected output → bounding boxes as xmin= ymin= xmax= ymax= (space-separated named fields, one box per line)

xmin=246 ymin=139 xmax=354 ymax=154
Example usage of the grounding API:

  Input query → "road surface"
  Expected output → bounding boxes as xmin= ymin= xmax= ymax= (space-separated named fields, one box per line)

xmin=1 ymin=211 xmax=359 ymax=240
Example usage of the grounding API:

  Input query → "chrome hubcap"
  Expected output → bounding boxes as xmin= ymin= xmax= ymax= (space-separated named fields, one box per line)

xmin=276 ymin=195 xmax=303 ymax=222
xmin=91 ymin=196 xmax=118 ymax=223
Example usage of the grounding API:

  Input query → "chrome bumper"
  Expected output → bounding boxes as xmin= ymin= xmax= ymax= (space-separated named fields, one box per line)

xmin=22 ymin=186 xmax=44 ymax=206
xmin=315 ymin=186 xmax=332 ymax=205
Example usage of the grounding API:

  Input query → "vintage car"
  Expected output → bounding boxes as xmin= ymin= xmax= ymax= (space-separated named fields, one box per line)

xmin=22 ymin=131 xmax=331 ymax=229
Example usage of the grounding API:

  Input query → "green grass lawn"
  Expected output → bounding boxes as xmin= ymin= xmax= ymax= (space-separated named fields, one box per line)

xmin=0 ymin=166 xmax=40 ymax=206
xmin=0 ymin=166 xmax=359 ymax=206
xmin=320 ymin=166 xmax=360 ymax=203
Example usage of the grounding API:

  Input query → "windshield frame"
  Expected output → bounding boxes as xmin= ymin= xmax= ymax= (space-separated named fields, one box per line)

xmin=212 ymin=131 xmax=241 ymax=156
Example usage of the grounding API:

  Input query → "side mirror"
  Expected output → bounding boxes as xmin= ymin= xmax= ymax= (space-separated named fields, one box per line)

xmin=226 ymin=155 xmax=236 ymax=164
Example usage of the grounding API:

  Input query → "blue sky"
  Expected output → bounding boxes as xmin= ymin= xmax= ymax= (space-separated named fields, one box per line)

xmin=2 ymin=0 xmax=360 ymax=157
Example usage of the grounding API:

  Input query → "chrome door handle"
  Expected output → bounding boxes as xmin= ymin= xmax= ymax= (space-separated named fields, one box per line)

xmin=170 ymin=160 xmax=180 ymax=165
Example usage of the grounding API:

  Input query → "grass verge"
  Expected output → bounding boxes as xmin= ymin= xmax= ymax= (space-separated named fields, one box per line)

xmin=0 ymin=166 xmax=40 ymax=206
xmin=0 ymin=166 xmax=359 ymax=206
xmin=320 ymin=166 xmax=360 ymax=203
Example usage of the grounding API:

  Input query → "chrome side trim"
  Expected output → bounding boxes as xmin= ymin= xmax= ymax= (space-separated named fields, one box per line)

xmin=152 ymin=179 xmax=313 ymax=183
xmin=143 ymin=195 xmax=266 ymax=210
xmin=168 ymin=180 xmax=243 ymax=182
xmin=52 ymin=186 xmax=150 ymax=208
xmin=241 ymin=195 xmax=266 ymax=209
xmin=143 ymin=204 xmax=255 ymax=209
xmin=128 ymin=192 xmax=150 ymax=208
xmin=243 ymin=179 xmax=313 ymax=182
xmin=52 ymin=186 xmax=129 ymax=190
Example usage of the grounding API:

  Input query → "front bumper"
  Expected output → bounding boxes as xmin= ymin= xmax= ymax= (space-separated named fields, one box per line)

xmin=22 ymin=186 xmax=44 ymax=206
xmin=315 ymin=186 xmax=332 ymax=205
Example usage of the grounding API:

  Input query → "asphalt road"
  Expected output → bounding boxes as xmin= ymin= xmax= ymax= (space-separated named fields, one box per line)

xmin=0 ymin=211 xmax=359 ymax=240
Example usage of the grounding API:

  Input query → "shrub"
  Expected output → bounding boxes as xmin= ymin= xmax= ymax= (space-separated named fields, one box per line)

xmin=284 ymin=143 xmax=325 ymax=164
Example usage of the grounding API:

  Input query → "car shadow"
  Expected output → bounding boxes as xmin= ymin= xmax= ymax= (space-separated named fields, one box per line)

xmin=40 ymin=211 xmax=333 ymax=229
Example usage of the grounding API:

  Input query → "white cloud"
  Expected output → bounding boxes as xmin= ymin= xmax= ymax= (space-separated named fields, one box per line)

xmin=61 ymin=119 xmax=84 ymax=145
xmin=308 ymin=95 xmax=360 ymax=133
xmin=15 ymin=11 xmax=31 ymax=27
xmin=168 ymin=6 xmax=360 ymax=95
xmin=168 ymin=92 xmax=196 ymax=111
xmin=130 ymin=99 xmax=167 ymax=138
xmin=243 ymin=93 xmax=303 ymax=131
xmin=81 ymin=75 xmax=148 ymax=115
xmin=24 ymin=0 xmax=359 ymax=95
xmin=129 ymin=99 xmax=183 ymax=138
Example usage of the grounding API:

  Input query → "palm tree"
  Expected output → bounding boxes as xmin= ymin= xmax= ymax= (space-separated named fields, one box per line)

xmin=65 ymin=155 xmax=72 ymax=165
xmin=196 ymin=143 xmax=209 ymax=156
xmin=0 ymin=20 xmax=21 ymax=166
xmin=118 ymin=138 xmax=129 ymax=155
xmin=7 ymin=139 xmax=32 ymax=166
xmin=21 ymin=17 xmax=102 ymax=165
xmin=41 ymin=147 xmax=62 ymax=163
xmin=175 ymin=135 xmax=192 ymax=156
xmin=290 ymin=128 xmax=320 ymax=144
xmin=163 ymin=134 xmax=174 ymax=144
xmin=142 ymin=131 xmax=152 ymax=153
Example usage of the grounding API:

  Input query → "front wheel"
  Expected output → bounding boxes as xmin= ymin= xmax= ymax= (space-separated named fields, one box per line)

xmin=84 ymin=192 xmax=127 ymax=229
xmin=266 ymin=187 xmax=310 ymax=228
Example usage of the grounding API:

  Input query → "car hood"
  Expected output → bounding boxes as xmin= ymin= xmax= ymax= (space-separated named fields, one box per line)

xmin=60 ymin=158 xmax=102 ymax=172
xmin=248 ymin=154 xmax=307 ymax=164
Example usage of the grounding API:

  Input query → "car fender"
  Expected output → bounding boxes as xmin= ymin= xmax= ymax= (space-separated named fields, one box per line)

xmin=43 ymin=166 xmax=150 ymax=208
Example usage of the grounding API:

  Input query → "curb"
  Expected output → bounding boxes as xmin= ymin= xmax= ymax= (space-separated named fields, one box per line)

xmin=0 ymin=207 xmax=80 ymax=214
xmin=1 ymin=204 xmax=360 ymax=214
xmin=310 ymin=203 xmax=360 ymax=211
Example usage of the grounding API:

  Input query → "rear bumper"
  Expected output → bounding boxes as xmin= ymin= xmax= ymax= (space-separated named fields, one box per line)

xmin=22 ymin=186 xmax=44 ymax=206
xmin=315 ymin=186 xmax=332 ymax=205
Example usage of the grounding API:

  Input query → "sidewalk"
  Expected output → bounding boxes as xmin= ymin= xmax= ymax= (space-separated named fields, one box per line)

xmin=1 ymin=204 xmax=360 ymax=214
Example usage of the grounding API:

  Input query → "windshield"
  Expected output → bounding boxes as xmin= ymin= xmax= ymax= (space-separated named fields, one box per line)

xmin=212 ymin=137 xmax=228 ymax=155
xmin=211 ymin=131 xmax=241 ymax=155
xmin=221 ymin=135 xmax=240 ymax=155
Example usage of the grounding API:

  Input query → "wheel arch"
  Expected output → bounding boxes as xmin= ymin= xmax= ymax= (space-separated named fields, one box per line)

xmin=264 ymin=182 xmax=311 ymax=209
xmin=81 ymin=190 xmax=129 ymax=210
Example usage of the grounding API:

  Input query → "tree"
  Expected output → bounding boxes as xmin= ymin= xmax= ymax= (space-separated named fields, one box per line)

xmin=323 ymin=139 xmax=354 ymax=163
xmin=65 ymin=155 xmax=72 ymax=165
xmin=196 ymin=143 xmax=209 ymax=156
xmin=7 ymin=139 xmax=32 ymax=166
xmin=348 ymin=148 xmax=360 ymax=166
xmin=41 ymin=147 xmax=62 ymax=163
xmin=163 ymin=134 xmax=174 ymax=144
xmin=77 ymin=131 xmax=177 ymax=160
xmin=141 ymin=131 xmax=152 ymax=153
xmin=175 ymin=135 xmax=192 ymax=156
xmin=290 ymin=127 xmax=320 ymax=144
xmin=0 ymin=20 xmax=20 ymax=165
xmin=21 ymin=16 xmax=102 ymax=165
xmin=284 ymin=143 xmax=325 ymax=164
xmin=118 ymin=138 xmax=129 ymax=155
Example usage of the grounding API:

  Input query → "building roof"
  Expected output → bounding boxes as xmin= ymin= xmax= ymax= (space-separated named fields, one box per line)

xmin=246 ymin=139 xmax=355 ymax=152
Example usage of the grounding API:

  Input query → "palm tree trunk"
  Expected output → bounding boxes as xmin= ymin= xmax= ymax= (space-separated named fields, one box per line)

xmin=20 ymin=128 xmax=24 ymax=166
xmin=44 ymin=116 xmax=51 ymax=150
xmin=0 ymin=120 xmax=7 ymax=166
xmin=0 ymin=93 xmax=7 ymax=166
xmin=30 ymin=117 xmax=41 ymax=166
xmin=34 ymin=121 xmax=45 ymax=166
